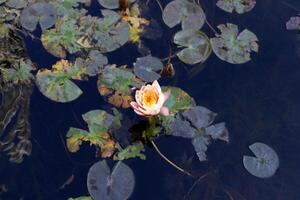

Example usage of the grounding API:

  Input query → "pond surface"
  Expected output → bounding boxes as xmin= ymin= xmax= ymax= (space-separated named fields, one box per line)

xmin=1 ymin=0 xmax=300 ymax=199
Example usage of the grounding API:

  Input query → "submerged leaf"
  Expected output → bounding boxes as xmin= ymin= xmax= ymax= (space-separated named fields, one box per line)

xmin=133 ymin=55 xmax=163 ymax=82
xmin=174 ymin=29 xmax=212 ymax=65
xmin=216 ymin=0 xmax=256 ymax=14
xmin=243 ymin=142 xmax=279 ymax=178
xmin=20 ymin=2 xmax=56 ymax=32
xmin=5 ymin=0 xmax=27 ymax=9
xmin=162 ymin=0 xmax=205 ymax=30
xmin=87 ymin=160 xmax=135 ymax=200
xmin=162 ymin=87 xmax=196 ymax=115
xmin=210 ymin=23 xmax=259 ymax=64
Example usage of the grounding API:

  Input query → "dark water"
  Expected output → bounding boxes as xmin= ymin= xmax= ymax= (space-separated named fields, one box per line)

xmin=1 ymin=0 xmax=300 ymax=199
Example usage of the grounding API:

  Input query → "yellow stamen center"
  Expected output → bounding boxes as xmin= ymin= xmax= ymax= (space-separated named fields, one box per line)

xmin=143 ymin=90 xmax=158 ymax=108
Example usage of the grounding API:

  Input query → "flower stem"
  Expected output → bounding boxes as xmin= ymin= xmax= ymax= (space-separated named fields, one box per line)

xmin=151 ymin=139 xmax=194 ymax=178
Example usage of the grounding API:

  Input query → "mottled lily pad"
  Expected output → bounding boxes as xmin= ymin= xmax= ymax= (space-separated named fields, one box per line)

xmin=20 ymin=2 xmax=56 ymax=32
xmin=41 ymin=18 xmax=84 ymax=58
xmin=162 ymin=87 xmax=196 ymax=115
xmin=133 ymin=55 xmax=163 ymax=82
xmin=174 ymin=30 xmax=212 ymax=65
xmin=114 ymin=142 xmax=146 ymax=160
xmin=286 ymin=16 xmax=300 ymax=30
xmin=243 ymin=142 xmax=279 ymax=178
xmin=216 ymin=0 xmax=256 ymax=14
xmin=66 ymin=109 xmax=121 ymax=157
xmin=87 ymin=160 xmax=135 ymax=200
xmin=98 ymin=65 xmax=142 ymax=108
xmin=210 ymin=23 xmax=259 ymax=64
xmin=162 ymin=0 xmax=206 ymax=30
xmin=35 ymin=60 xmax=84 ymax=103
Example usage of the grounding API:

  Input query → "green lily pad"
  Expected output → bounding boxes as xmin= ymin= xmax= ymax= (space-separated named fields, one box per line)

xmin=92 ymin=10 xmax=130 ymax=53
xmin=174 ymin=29 xmax=212 ymax=65
xmin=35 ymin=60 xmax=85 ymax=103
xmin=41 ymin=18 xmax=84 ymax=58
xmin=133 ymin=55 xmax=163 ymax=82
xmin=162 ymin=87 xmax=196 ymax=115
xmin=210 ymin=23 xmax=259 ymax=64
xmin=66 ymin=109 xmax=121 ymax=156
xmin=114 ymin=142 xmax=146 ymax=160
xmin=87 ymin=160 xmax=135 ymax=200
xmin=20 ymin=2 xmax=56 ymax=32
xmin=216 ymin=0 xmax=256 ymax=14
xmin=243 ymin=142 xmax=279 ymax=178
xmin=162 ymin=0 xmax=205 ymax=30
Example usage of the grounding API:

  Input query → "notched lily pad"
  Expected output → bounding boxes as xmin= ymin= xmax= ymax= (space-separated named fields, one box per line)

xmin=162 ymin=0 xmax=205 ymax=30
xmin=35 ymin=60 xmax=84 ymax=103
xmin=174 ymin=29 xmax=212 ymax=65
xmin=20 ymin=2 xmax=56 ymax=32
xmin=210 ymin=23 xmax=259 ymax=64
xmin=162 ymin=87 xmax=196 ymax=115
xmin=243 ymin=142 xmax=279 ymax=178
xmin=216 ymin=0 xmax=256 ymax=14
xmin=87 ymin=160 xmax=135 ymax=200
xmin=133 ymin=55 xmax=163 ymax=82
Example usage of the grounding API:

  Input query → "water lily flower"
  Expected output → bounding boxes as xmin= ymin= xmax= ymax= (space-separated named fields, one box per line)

xmin=130 ymin=80 xmax=170 ymax=117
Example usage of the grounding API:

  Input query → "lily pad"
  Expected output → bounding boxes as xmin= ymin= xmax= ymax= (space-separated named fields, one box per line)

xmin=98 ymin=65 xmax=142 ymax=108
xmin=174 ymin=29 xmax=212 ymax=65
xmin=162 ymin=87 xmax=196 ymax=115
xmin=182 ymin=106 xmax=217 ymax=129
xmin=41 ymin=18 xmax=84 ymax=58
xmin=20 ymin=2 xmax=56 ymax=32
xmin=162 ymin=0 xmax=206 ymax=30
xmin=87 ymin=160 xmax=135 ymax=200
xmin=114 ymin=142 xmax=146 ymax=160
xmin=35 ymin=60 xmax=84 ymax=103
xmin=286 ymin=16 xmax=300 ymax=30
xmin=216 ymin=0 xmax=256 ymax=14
xmin=210 ymin=23 xmax=259 ymax=64
xmin=5 ymin=0 xmax=27 ymax=9
xmin=243 ymin=142 xmax=279 ymax=178
xmin=92 ymin=10 xmax=130 ymax=53
xmin=85 ymin=50 xmax=108 ymax=76
xmin=66 ymin=109 xmax=121 ymax=157
xmin=133 ymin=55 xmax=163 ymax=82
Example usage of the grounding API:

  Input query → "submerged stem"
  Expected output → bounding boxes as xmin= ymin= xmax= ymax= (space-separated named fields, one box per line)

xmin=151 ymin=140 xmax=194 ymax=178
xmin=155 ymin=0 xmax=164 ymax=12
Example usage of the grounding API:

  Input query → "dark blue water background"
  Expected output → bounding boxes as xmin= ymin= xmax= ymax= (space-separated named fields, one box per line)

xmin=1 ymin=0 xmax=300 ymax=199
